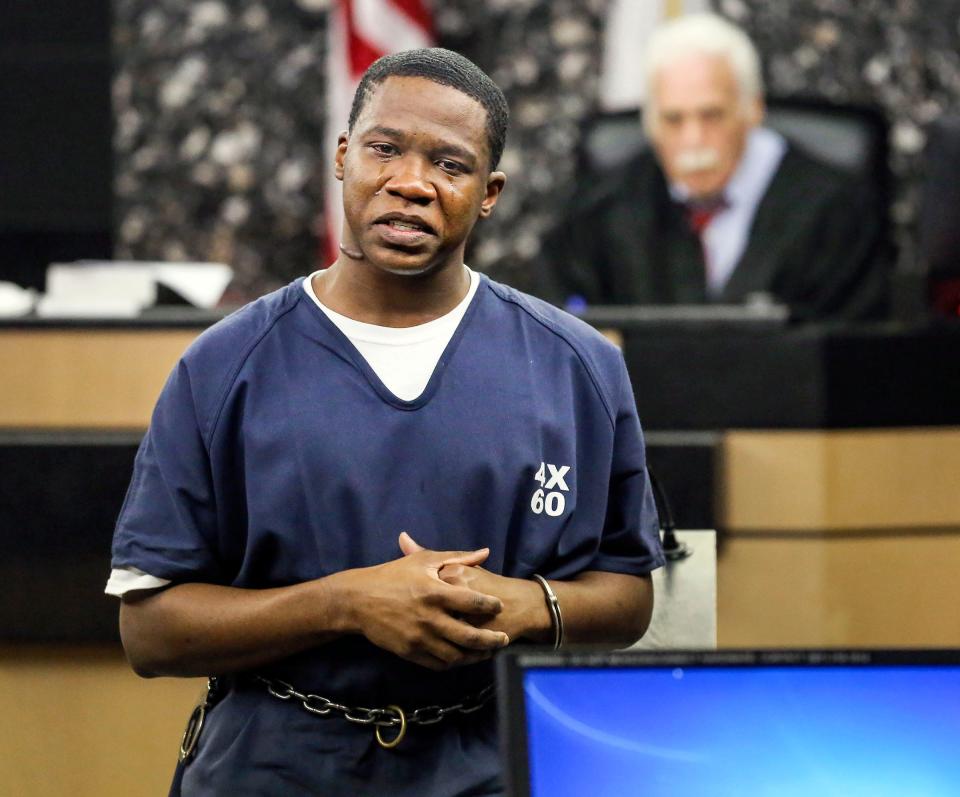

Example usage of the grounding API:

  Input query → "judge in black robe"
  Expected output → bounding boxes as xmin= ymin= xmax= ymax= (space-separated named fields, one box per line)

xmin=540 ymin=143 xmax=888 ymax=321
xmin=539 ymin=14 xmax=889 ymax=322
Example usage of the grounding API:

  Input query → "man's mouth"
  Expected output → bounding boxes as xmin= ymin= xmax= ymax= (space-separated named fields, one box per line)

xmin=373 ymin=214 xmax=436 ymax=246
xmin=374 ymin=213 xmax=435 ymax=234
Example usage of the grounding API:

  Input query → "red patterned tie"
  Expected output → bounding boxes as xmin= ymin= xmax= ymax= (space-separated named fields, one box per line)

xmin=684 ymin=195 xmax=728 ymax=283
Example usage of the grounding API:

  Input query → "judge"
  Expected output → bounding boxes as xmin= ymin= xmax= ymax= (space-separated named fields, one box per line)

xmin=542 ymin=13 xmax=887 ymax=321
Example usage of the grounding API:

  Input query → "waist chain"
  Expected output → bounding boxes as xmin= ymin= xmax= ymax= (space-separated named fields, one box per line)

xmin=261 ymin=675 xmax=496 ymax=749
xmin=180 ymin=674 xmax=495 ymax=760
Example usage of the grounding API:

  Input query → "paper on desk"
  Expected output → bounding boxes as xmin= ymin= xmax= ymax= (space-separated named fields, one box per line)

xmin=0 ymin=282 xmax=37 ymax=317
xmin=35 ymin=294 xmax=144 ymax=318
xmin=152 ymin=262 xmax=233 ymax=308
xmin=37 ymin=260 xmax=233 ymax=318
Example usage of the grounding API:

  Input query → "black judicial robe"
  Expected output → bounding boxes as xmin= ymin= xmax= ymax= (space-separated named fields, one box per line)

xmin=540 ymin=144 xmax=888 ymax=320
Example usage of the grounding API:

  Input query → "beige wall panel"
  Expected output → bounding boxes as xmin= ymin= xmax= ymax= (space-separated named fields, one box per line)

xmin=0 ymin=330 xmax=200 ymax=428
xmin=0 ymin=646 xmax=203 ymax=797
xmin=722 ymin=429 xmax=960 ymax=530
xmin=720 ymin=432 xmax=829 ymax=529
xmin=717 ymin=529 xmax=960 ymax=647
xmin=824 ymin=429 xmax=960 ymax=527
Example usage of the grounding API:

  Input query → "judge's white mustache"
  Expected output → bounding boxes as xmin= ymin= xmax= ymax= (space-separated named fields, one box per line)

xmin=673 ymin=148 xmax=721 ymax=174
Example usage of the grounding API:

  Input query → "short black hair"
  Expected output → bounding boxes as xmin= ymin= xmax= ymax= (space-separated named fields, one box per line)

xmin=347 ymin=47 xmax=509 ymax=171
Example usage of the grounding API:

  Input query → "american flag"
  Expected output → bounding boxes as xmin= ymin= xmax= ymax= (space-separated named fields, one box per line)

xmin=599 ymin=0 xmax=710 ymax=111
xmin=323 ymin=0 xmax=434 ymax=265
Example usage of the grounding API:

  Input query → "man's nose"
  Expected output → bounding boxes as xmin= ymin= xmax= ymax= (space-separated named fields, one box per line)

xmin=384 ymin=157 xmax=437 ymax=204
xmin=680 ymin=114 xmax=706 ymax=148
xmin=679 ymin=118 xmax=706 ymax=147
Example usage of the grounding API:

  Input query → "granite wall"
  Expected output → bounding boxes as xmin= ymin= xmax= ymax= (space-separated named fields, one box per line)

xmin=114 ymin=0 xmax=960 ymax=296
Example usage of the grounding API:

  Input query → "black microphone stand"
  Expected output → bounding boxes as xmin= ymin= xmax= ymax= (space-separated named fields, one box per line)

xmin=648 ymin=468 xmax=692 ymax=562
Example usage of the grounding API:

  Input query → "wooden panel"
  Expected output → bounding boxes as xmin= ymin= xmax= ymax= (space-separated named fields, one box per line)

xmin=717 ymin=528 xmax=960 ymax=647
xmin=0 ymin=646 xmax=203 ymax=796
xmin=721 ymin=428 xmax=960 ymax=530
xmin=0 ymin=330 xmax=199 ymax=428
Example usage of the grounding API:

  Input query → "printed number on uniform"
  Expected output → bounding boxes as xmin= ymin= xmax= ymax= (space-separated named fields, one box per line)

xmin=531 ymin=462 xmax=571 ymax=517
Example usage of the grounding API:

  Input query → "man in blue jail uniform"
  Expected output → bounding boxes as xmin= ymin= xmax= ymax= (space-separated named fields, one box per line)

xmin=107 ymin=48 xmax=664 ymax=796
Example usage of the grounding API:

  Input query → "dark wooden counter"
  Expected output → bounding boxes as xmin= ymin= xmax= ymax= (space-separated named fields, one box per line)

xmin=3 ymin=312 xmax=960 ymax=647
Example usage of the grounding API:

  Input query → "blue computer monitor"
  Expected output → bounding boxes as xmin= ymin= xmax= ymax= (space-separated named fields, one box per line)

xmin=497 ymin=649 xmax=960 ymax=797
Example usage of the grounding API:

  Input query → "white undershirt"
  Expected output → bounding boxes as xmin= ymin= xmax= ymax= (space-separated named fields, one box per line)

xmin=104 ymin=266 xmax=478 ymax=597
xmin=104 ymin=565 xmax=167 ymax=596
xmin=303 ymin=266 xmax=479 ymax=401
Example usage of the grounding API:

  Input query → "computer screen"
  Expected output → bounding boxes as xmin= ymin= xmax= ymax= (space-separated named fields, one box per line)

xmin=498 ymin=650 xmax=960 ymax=797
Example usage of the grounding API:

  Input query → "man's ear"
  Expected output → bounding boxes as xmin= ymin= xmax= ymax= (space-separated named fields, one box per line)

xmin=479 ymin=171 xmax=506 ymax=218
xmin=334 ymin=131 xmax=349 ymax=182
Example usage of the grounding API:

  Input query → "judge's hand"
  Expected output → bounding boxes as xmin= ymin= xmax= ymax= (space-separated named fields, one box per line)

xmin=334 ymin=537 xmax=510 ymax=671
xmin=398 ymin=533 xmax=550 ymax=645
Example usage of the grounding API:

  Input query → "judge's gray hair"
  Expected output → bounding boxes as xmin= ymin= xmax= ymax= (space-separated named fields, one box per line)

xmin=643 ymin=13 xmax=763 ymax=135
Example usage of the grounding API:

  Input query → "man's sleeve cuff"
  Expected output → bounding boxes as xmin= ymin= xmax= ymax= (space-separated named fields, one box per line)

xmin=104 ymin=566 xmax=171 ymax=597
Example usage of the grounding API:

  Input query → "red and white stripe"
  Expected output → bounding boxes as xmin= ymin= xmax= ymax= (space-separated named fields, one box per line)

xmin=323 ymin=0 xmax=434 ymax=265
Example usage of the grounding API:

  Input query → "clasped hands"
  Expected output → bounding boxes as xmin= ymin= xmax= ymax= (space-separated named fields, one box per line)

xmin=345 ymin=531 xmax=546 ymax=671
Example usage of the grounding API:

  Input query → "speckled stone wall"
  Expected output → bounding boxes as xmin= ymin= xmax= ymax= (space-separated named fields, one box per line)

xmin=113 ymin=1 xmax=329 ymax=296
xmin=112 ymin=0 xmax=608 ymax=296
xmin=114 ymin=1 xmax=960 ymax=295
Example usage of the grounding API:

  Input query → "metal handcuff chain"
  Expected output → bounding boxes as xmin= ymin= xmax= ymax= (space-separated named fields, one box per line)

xmin=257 ymin=676 xmax=496 ymax=749
xmin=179 ymin=676 xmax=221 ymax=763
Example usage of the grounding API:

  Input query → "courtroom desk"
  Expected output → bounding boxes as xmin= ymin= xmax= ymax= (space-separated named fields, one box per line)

xmin=6 ymin=431 xmax=953 ymax=648
xmin=585 ymin=312 xmax=960 ymax=648
xmin=717 ymin=427 xmax=960 ymax=647
xmin=0 ymin=645 xmax=203 ymax=797
xmin=7 ymin=310 xmax=958 ymax=430
xmin=0 ymin=431 xmax=711 ymax=644
xmin=0 ymin=431 xmax=140 ymax=642
xmin=2 ymin=312 xmax=960 ymax=792
xmin=0 ymin=309 xmax=221 ymax=428
xmin=0 ymin=317 xmax=213 ymax=795
xmin=3 ymin=315 xmax=960 ymax=648
xmin=600 ymin=315 xmax=960 ymax=430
